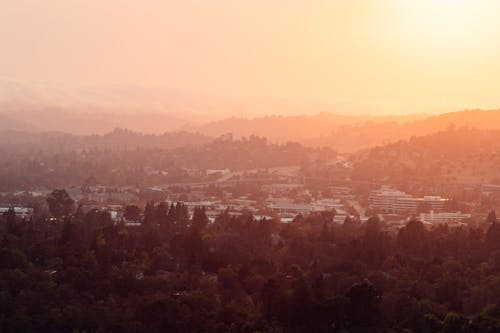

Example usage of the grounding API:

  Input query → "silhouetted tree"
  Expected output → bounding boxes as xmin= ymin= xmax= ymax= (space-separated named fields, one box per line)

xmin=46 ymin=189 xmax=74 ymax=219
xmin=486 ymin=210 xmax=500 ymax=248
xmin=346 ymin=282 xmax=381 ymax=327
xmin=124 ymin=205 xmax=141 ymax=221
xmin=192 ymin=206 xmax=208 ymax=231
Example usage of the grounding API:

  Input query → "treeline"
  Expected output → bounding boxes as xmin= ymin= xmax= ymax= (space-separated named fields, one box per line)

xmin=0 ymin=128 xmax=211 ymax=152
xmin=2 ymin=191 xmax=500 ymax=332
xmin=0 ymin=135 xmax=319 ymax=191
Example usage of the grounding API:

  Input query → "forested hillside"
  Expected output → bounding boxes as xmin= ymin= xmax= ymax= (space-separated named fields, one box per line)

xmin=351 ymin=128 xmax=500 ymax=184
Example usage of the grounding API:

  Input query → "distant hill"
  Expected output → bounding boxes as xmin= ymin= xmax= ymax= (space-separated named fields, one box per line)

xmin=351 ymin=127 xmax=500 ymax=185
xmin=6 ymin=108 xmax=500 ymax=152
xmin=193 ymin=112 xmax=429 ymax=142
xmin=0 ymin=79 xmax=246 ymax=134
xmin=193 ymin=109 xmax=500 ymax=151
xmin=297 ymin=109 xmax=500 ymax=152
xmin=0 ymin=113 xmax=37 ymax=132
xmin=411 ymin=109 xmax=500 ymax=131
xmin=0 ymin=108 xmax=191 ymax=135
xmin=3 ymin=78 xmax=500 ymax=152
xmin=0 ymin=129 xmax=211 ymax=152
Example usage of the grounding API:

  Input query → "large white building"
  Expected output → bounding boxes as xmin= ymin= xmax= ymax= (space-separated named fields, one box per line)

xmin=369 ymin=187 xmax=447 ymax=213
xmin=369 ymin=187 xmax=409 ymax=211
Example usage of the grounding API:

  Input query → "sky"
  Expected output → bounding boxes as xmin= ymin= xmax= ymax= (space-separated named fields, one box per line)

xmin=1 ymin=0 xmax=500 ymax=115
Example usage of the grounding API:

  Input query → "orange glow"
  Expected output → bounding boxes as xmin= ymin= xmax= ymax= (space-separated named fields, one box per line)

xmin=1 ymin=0 xmax=500 ymax=115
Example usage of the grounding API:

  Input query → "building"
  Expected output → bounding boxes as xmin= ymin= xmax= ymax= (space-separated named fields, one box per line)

xmin=369 ymin=187 xmax=410 ymax=211
xmin=419 ymin=211 xmax=471 ymax=225
xmin=267 ymin=202 xmax=313 ymax=215
xmin=482 ymin=184 xmax=500 ymax=196
xmin=311 ymin=199 xmax=344 ymax=212
xmin=0 ymin=206 xmax=34 ymax=219
xmin=369 ymin=187 xmax=448 ymax=213
xmin=394 ymin=196 xmax=447 ymax=213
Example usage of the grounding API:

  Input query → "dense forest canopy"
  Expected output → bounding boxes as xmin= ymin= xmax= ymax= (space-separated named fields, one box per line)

xmin=2 ymin=192 xmax=500 ymax=332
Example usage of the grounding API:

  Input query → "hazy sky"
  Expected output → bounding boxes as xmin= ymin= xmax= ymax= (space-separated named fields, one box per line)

xmin=1 ymin=0 xmax=500 ymax=114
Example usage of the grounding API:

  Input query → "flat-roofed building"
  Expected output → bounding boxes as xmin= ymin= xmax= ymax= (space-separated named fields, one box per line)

xmin=419 ymin=211 xmax=471 ymax=225
xmin=0 ymin=206 xmax=34 ymax=219
xmin=370 ymin=187 xmax=448 ymax=213
xmin=267 ymin=202 xmax=313 ymax=215
xmin=369 ymin=187 xmax=411 ymax=211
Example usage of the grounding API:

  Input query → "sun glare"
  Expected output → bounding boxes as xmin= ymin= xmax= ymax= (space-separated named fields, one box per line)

xmin=393 ymin=0 xmax=496 ymax=54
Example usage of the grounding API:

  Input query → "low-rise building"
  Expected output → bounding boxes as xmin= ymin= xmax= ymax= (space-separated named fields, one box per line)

xmin=419 ymin=211 xmax=471 ymax=225
xmin=369 ymin=187 xmax=448 ymax=213
xmin=0 ymin=206 xmax=34 ymax=219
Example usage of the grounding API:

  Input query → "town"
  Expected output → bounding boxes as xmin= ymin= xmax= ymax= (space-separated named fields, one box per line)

xmin=1 ymin=159 xmax=488 ymax=233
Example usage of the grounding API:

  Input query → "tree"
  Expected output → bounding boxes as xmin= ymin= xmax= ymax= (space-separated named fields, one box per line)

xmin=124 ymin=205 xmax=141 ymax=221
xmin=398 ymin=219 xmax=429 ymax=257
xmin=167 ymin=202 xmax=176 ymax=223
xmin=486 ymin=209 xmax=500 ymax=248
xmin=174 ymin=202 xmax=189 ymax=223
xmin=218 ymin=266 xmax=239 ymax=291
xmin=156 ymin=202 xmax=168 ymax=221
xmin=3 ymin=206 xmax=17 ymax=232
xmin=487 ymin=209 xmax=498 ymax=224
xmin=192 ymin=206 xmax=208 ymax=230
xmin=364 ymin=216 xmax=384 ymax=264
xmin=59 ymin=216 xmax=77 ymax=246
xmin=143 ymin=201 xmax=156 ymax=226
xmin=46 ymin=189 xmax=74 ymax=219
xmin=346 ymin=282 xmax=381 ymax=327
xmin=442 ymin=312 xmax=467 ymax=333
xmin=364 ymin=216 xmax=382 ymax=244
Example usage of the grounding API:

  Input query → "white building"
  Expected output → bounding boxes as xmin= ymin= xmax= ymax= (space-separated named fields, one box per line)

xmin=369 ymin=187 xmax=447 ymax=213
xmin=369 ymin=187 xmax=411 ymax=211
xmin=0 ymin=206 xmax=34 ymax=218
xmin=312 ymin=199 xmax=344 ymax=212
xmin=419 ymin=211 xmax=471 ymax=225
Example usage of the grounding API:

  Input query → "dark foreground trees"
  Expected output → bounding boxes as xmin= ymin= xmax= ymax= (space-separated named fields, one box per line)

xmin=46 ymin=189 xmax=74 ymax=219
xmin=2 ymin=200 xmax=500 ymax=332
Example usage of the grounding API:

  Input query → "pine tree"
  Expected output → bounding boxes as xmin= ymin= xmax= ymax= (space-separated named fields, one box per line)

xmin=192 ymin=206 xmax=208 ymax=231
